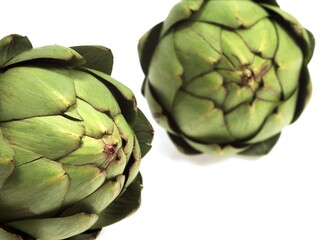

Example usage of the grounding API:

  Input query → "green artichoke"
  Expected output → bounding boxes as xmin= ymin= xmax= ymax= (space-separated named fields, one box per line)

xmin=139 ymin=0 xmax=314 ymax=156
xmin=0 ymin=34 xmax=153 ymax=239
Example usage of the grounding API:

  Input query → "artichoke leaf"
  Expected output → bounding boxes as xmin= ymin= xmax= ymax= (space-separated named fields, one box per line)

xmin=71 ymin=69 xmax=121 ymax=117
xmin=240 ymin=133 xmax=281 ymax=156
xmin=60 ymin=175 xmax=125 ymax=217
xmin=191 ymin=1 xmax=268 ymax=28
xmin=3 ymin=45 xmax=84 ymax=68
xmin=168 ymin=132 xmax=200 ymax=155
xmin=292 ymin=65 xmax=312 ymax=122
xmin=0 ymin=228 xmax=23 ymax=240
xmin=225 ymin=99 xmax=277 ymax=140
xmin=0 ymin=34 xmax=32 ymax=68
xmin=132 ymin=108 xmax=154 ymax=158
xmin=144 ymin=81 xmax=177 ymax=134
xmin=58 ymin=136 xmax=110 ymax=166
xmin=161 ymin=0 xmax=203 ymax=36
xmin=0 ymin=115 xmax=84 ymax=160
xmin=0 ymin=158 xmax=69 ymax=222
xmin=124 ymin=150 xmax=140 ymax=187
xmin=105 ymin=149 xmax=127 ymax=180
xmin=221 ymin=30 xmax=254 ymax=68
xmin=236 ymin=18 xmax=278 ymax=58
xmin=0 ymin=130 xmax=14 ymax=189
xmin=64 ymin=104 xmax=83 ymax=121
xmin=138 ymin=22 xmax=163 ymax=75
xmin=71 ymin=45 xmax=113 ymax=75
xmin=223 ymin=83 xmax=254 ymax=113
xmin=256 ymin=66 xmax=282 ymax=102
xmin=84 ymin=68 xmax=138 ymax=125
xmin=74 ymin=98 xmax=115 ymax=139
xmin=0 ymin=66 xmax=76 ymax=121
xmin=274 ymin=23 xmax=303 ymax=100
xmin=172 ymin=90 xmax=234 ymax=143
xmin=262 ymin=3 xmax=315 ymax=62
xmin=90 ymin=173 xmax=143 ymax=229
xmin=6 ymin=213 xmax=98 ymax=240
xmin=61 ymin=164 xmax=106 ymax=209
xmin=248 ymin=88 xmax=298 ymax=144
xmin=182 ymin=136 xmax=248 ymax=156
xmin=174 ymin=22 xmax=222 ymax=81
xmin=303 ymin=29 xmax=315 ymax=64
xmin=113 ymin=114 xmax=135 ymax=159
xmin=10 ymin=146 xmax=42 ymax=166
xmin=183 ymin=71 xmax=226 ymax=108
xmin=147 ymin=32 xmax=183 ymax=112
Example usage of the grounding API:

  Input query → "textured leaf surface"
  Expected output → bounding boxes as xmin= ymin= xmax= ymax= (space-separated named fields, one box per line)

xmin=61 ymin=165 xmax=106 ymax=209
xmin=175 ymin=22 xmax=222 ymax=81
xmin=182 ymin=136 xmax=247 ymax=156
xmin=241 ymin=133 xmax=281 ymax=156
xmin=191 ymin=1 xmax=268 ymax=28
xmin=0 ymin=34 xmax=32 ymax=67
xmin=143 ymin=81 xmax=176 ymax=134
xmin=0 ymin=67 xmax=75 ymax=121
xmin=138 ymin=22 xmax=163 ymax=75
xmin=274 ymin=23 xmax=303 ymax=100
xmin=148 ymin=33 xmax=183 ymax=112
xmin=0 ymin=158 xmax=69 ymax=222
xmin=0 ymin=116 xmax=84 ymax=159
xmin=91 ymin=173 xmax=143 ymax=229
xmin=72 ymin=45 xmax=113 ymax=75
xmin=6 ymin=213 xmax=98 ymax=240
xmin=3 ymin=45 xmax=84 ymax=67
xmin=74 ymin=99 xmax=115 ymax=139
xmin=71 ymin=70 xmax=121 ymax=116
xmin=132 ymin=109 xmax=154 ymax=158
xmin=85 ymin=68 xmax=138 ymax=125
xmin=58 ymin=136 xmax=109 ymax=166
xmin=0 ymin=130 xmax=14 ymax=189
xmin=60 ymin=176 xmax=125 ymax=217
xmin=172 ymin=91 xmax=234 ymax=143
xmin=161 ymin=0 xmax=203 ymax=36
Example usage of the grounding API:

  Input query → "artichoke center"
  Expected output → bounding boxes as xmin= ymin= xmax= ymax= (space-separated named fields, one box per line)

xmin=104 ymin=143 xmax=118 ymax=158
xmin=241 ymin=68 xmax=255 ymax=85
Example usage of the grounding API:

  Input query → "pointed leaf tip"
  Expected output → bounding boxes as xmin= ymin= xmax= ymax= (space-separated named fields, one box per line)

xmin=71 ymin=45 xmax=114 ymax=75
xmin=3 ymin=45 xmax=85 ymax=68
xmin=0 ymin=34 xmax=32 ymax=68
xmin=240 ymin=133 xmax=281 ymax=156
xmin=133 ymin=109 xmax=154 ymax=158
xmin=138 ymin=22 xmax=163 ymax=75
xmin=90 ymin=173 xmax=143 ymax=229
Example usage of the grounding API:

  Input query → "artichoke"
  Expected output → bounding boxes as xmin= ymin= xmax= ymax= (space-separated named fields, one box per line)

xmin=0 ymin=34 xmax=153 ymax=239
xmin=139 ymin=0 xmax=314 ymax=156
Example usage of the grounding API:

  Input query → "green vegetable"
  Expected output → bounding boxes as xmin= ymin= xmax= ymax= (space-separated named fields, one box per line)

xmin=0 ymin=34 xmax=153 ymax=239
xmin=139 ymin=0 xmax=314 ymax=156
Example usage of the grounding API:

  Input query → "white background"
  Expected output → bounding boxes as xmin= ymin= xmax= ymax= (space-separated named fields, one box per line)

xmin=2 ymin=1 xmax=323 ymax=240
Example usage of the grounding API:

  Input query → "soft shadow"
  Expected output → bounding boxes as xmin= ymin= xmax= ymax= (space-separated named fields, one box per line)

xmin=156 ymin=131 xmax=228 ymax=166
xmin=168 ymin=149 xmax=230 ymax=166
xmin=156 ymin=129 xmax=264 ymax=166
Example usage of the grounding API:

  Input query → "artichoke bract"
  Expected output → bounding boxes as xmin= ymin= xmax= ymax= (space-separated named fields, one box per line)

xmin=139 ymin=0 xmax=314 ymax=156
xmin=0 ymin=34 xmax=153 ymax=240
